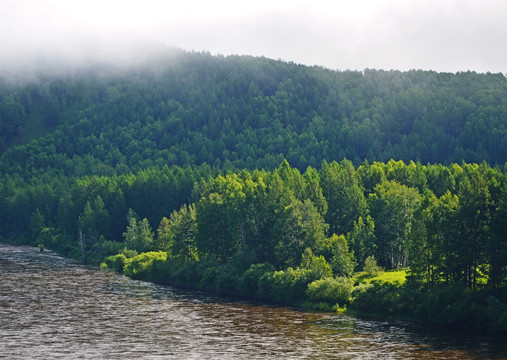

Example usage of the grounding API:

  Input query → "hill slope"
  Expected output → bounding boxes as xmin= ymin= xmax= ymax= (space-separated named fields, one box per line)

xmin=1 ymin=50 xmax=506 ymax=180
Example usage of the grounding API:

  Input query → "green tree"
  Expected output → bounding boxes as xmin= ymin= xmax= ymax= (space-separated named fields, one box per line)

xmin=300 ymin=248 xmax=333 ymax=279
xmin=364 ymin=255 xmax=382 ymax=276
xmin=453 ymin=170 xmax=491 ymax=290
xmin=325 ymin=234 xmax=356 ymax=277
xmin=169 ymin=203 xmax=198 ymax=261
xmin=488 ymin=176 xmax=507 ymax=288
xmin=320 ymin=159 xmax=367 ymax=236
xmin=124 ymin=217 xmax=154 ymax=253
xmin=29 ymin=208 xmax=45 ymax=243
xmin=273 ymin=199 xmax=327 ymax=268
xmin=78 ymin=195 xmax=110 ymax=245
xmin=409 ymin=189 xmax=440 ymax=283
xmin=196 ymin=175 xmax=244 ymax=263
xmin=347 ymin=215 xmax=376 ymax=269
xmin=369 ymin=181 xmax=421 ymax=269
xmin=155 ymin=217 xmax=171 ymax=252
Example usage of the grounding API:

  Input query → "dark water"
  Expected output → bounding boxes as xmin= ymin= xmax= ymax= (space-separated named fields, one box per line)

xmin=1 ymin=244 xmax=506 ymax=359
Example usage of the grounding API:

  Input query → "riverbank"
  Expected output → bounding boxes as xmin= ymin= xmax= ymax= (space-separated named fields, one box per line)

xmin=5 ymin=242 xmax=507 ymax=359
xmin=4 ymin=237 xmax=504 ymax=333
xmin=101 ymin=250 xmax=507 ymax=333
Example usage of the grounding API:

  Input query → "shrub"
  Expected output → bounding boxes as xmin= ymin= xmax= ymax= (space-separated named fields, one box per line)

xmin=121 ymin=248 xmax=138 ymax=258
xmin=364 ymin=256 xmax=382 ymax=277
xmin=104 ymin=253 xmax=128 ymax=272
xmin=213 ymin=263 xmax=241 ymax=294
xmin=300 ymin=248 xmax=333 ymax=279
xmin=172 ymin=260 xmax=206 ymax=286
xmin=123 ymin=251 xmax=167 ymax=280
xmin=238 ymin=263 xmax=275 ymax=297
xmin=350 ymin=282 xmax=401 ymax=314
xmin=270 ymin=267 xmax=315 ymax=303
xmin=306 ymin=277 xmax=354 ymax=306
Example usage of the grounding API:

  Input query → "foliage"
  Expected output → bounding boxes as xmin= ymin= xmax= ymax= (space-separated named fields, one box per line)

xmin=123 ymin=217 xmax=154 ymax=253
xmin=363 ymin=256 xmax=382 ymax=277
xmin=306 ymin=277 xmax=354 ymax=305
xmin=103 ymin=254 xmax=128 ymax=272
xmin=0 ymin=51 xmax=506 ymax=331
xmin=2 ymin=52 xmax=507 ymax=177
xmin=123 ymin=251 xmax=167 ymax=280
xmin=238 ymin=263 xmax=275 ymax=297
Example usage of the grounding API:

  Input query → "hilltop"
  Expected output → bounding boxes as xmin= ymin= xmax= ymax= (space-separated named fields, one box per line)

xmin=1 ymin=50 xmax=506 ymax=180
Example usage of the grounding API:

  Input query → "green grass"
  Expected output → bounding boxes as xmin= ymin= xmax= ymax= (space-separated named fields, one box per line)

xmin=353 ymin=269 xmax=407 ymax=286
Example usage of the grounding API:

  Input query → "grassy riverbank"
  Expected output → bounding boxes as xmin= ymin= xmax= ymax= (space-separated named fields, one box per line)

xmin=102 ymin=251 xmax=507 ymax=333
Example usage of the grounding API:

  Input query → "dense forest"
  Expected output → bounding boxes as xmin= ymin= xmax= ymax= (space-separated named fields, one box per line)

xmin=1 ymin=49 xmax=507 ymax=173
xmin=0 ymin=50 xmax=506 ymax=331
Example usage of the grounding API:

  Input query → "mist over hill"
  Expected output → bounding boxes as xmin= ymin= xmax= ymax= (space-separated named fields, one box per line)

xmin=1 ymin=50 xmax=506 ymax=180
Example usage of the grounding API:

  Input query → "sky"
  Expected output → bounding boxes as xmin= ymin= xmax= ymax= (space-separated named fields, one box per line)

xmin=1 ymin=0 xmax=506 ymax=73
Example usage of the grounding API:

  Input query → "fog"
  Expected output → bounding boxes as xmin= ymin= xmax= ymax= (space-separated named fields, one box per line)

xmin=1 ymin=0 xmax=506 ymax=74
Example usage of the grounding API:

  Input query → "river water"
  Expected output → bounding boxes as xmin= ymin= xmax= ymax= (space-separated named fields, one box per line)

xmin=1 ymin=243 xmax=506 ymax=359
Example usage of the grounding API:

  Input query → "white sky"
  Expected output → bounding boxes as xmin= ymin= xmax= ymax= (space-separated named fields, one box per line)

xmin=1 ymin=0 xmax=506 ymax=73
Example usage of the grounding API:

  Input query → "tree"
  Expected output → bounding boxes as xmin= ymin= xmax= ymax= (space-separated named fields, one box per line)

xmin=273 ymin=199 xmax=327 ymax=268
xmin=196 ymin=175 xmax=244 ymax=263
xmin=369 ymin=181 xmax=421 ymax=269
xmin=302 ymin=166 xmax=328 ymax=216
xmin=488 ymin=177 xmax=507 ymax=288
xmin=408 ymin=189 xmax=443 ymax=283
xmin=453 ymin=170 xmax=491 ymax=290
xmin=124 ymin=217 xmax=154 ymax=253
xmin=155 ymin=217 xmax=171 ymax=252
xmin=29 ymin=208 xmax=45 ymax=243
xmin=300 ymin=248 xmax=333 ymax=279
xmin=168 ymin=203 xmax=198 ymax=261
xmin=326 ymin=234 xmax=355 ymax=277
xmin=347 ymin=215 xmax=376 ymax=269
xmin=364 ymin=255 xmax=382 ymax=276
xmin=78 ymin=195 xmax=110 ymax=246
xmin=320 ymin=160 xmax=367 ymax=236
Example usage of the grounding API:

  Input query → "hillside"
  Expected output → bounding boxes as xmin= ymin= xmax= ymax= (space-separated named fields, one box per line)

xmin=1 ymin=50 xmax=506 ymax=181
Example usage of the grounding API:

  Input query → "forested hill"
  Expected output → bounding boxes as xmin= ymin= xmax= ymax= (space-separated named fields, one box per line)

xmin=1 ymin=50 xmax=506 ymax=179
xmin=1 ymin=51 xmax=507 ymax=330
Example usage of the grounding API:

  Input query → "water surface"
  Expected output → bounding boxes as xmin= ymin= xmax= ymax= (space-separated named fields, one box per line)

xmin=1 ymin=243 xmax=505 ymax=359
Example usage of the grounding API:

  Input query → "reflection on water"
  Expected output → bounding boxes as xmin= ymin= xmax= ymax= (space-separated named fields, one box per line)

xmin=1 ymin=243 xmax=506 ymax=359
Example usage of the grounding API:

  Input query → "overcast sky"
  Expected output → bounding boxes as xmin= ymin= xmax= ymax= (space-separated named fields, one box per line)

xmin=1 ymin=0 xmax=506 ymax=73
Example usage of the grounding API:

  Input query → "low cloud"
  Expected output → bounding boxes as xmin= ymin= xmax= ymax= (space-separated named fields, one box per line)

xmin=1 ymin=0 xmax=506 ymax=74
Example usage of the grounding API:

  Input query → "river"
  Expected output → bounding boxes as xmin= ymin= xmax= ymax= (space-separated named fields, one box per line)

xmin=1 ymin=243 xmax=506 ymax=359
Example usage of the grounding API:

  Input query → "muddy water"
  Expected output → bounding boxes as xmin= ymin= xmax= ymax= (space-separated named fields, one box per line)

xmin=1 ymin=243 xmax=505 ymax=359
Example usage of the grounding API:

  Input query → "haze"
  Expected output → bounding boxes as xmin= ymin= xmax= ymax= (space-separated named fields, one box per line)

xmin=1 ymin=0 xmax=506 ymax=73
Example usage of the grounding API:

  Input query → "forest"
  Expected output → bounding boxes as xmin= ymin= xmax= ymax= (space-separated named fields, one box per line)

xmin=0 ymin=50 xmax=506 ymax=331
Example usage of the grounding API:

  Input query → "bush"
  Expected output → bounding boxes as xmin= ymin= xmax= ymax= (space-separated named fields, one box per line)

xmin=306 ymin=277 xmax=354 ymax=306
xmin=364 ymin=256 xmax=382 ymax=277
xmin=171 ymin=260 xmax=203 ymax=286
xmin=123 ymin=251 xmax=167 ymax=280
xmin=412 ymin=284 xmax=488 ymax=328
xmin=260 ymin=267 xmax=312 ymax=303
xmin=213 ymin=263 xmax=241 ymax=294
xmin=104 ymin=254 xmax=128 ymax=272
xmin=238 ymin=263 xmax=275 ymax=297
xmin=121 ymin=248 xmax=138 ymax=258
xmin=350 ymin=282 xmax=401 ymax=314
